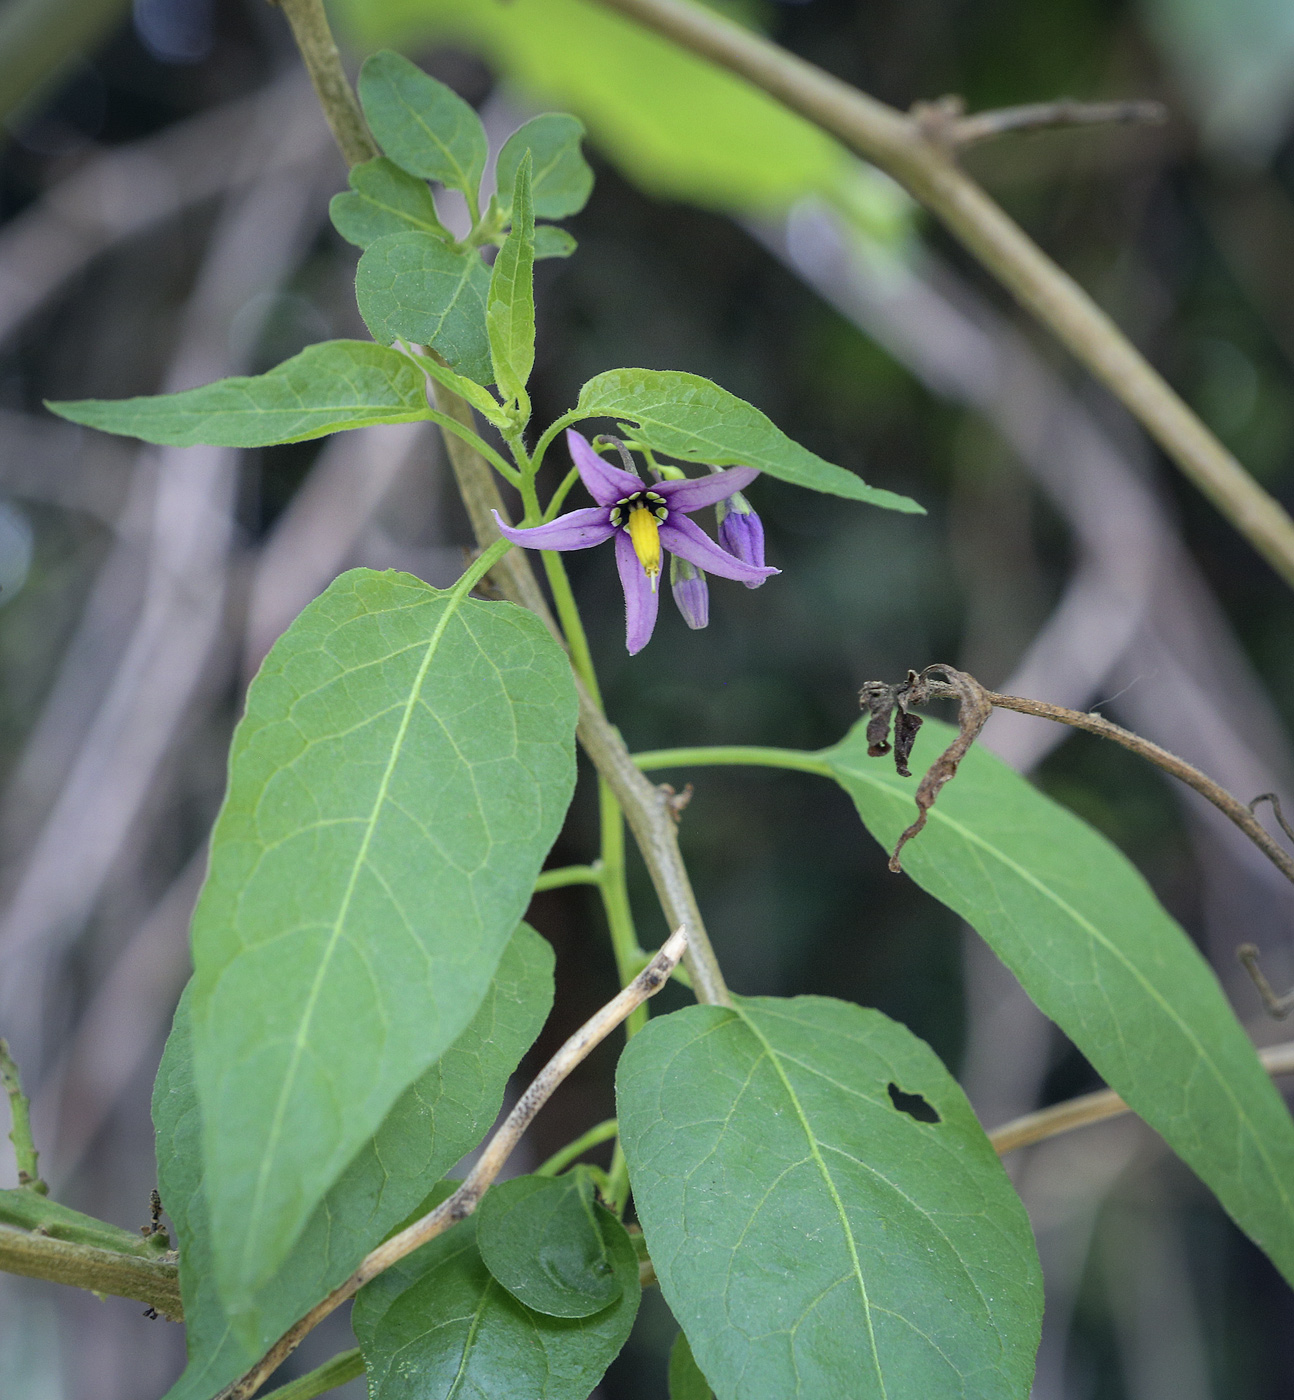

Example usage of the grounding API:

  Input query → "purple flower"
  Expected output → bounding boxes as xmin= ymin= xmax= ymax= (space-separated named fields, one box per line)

xmin=492 ymin=430 xmax=777 ymax=654
xmin=716 ymin=490 xmax=766 ymax=587
xmin=670 ymin=555 xmax=709 ymax=629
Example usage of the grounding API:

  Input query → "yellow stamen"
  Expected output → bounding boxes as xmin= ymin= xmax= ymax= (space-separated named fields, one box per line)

xmin=627 ymin=505 xmax=662 ymax=590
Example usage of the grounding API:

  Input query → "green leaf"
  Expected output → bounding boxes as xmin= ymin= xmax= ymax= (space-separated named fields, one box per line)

xmin=358 ymin=50 xmax=488 ymax=201
xmin=824 ymin=716 xmax=1294 ymax=1288
xmin=330 ymin=156 xmax=449 ymax=249
xmin=188 ymin=569 xmax=576 ymax=1324
xmin=488 ymin=153 xmax=536 ymax=405
xmin=46 ymin=341 xmax=433 ymax=447
xmin=497 ymin=113 xmax=593 ymax=220
xmin=353 ymin=1194 xmax=640 ymax=1400
xmin=669 ymin=1331 xmax=714 ymax=1400
xmin=334 ymin=0 xmax=850 ymax=214
xmin=476 ymin=1169 xmax=622 ymax=1318
xmin=154 ymin=922 xmax=555 ymax=1400
xmin=534 ymin=225 xmax=577 ymax=260
xmin=617 ymin=996 xmax=1042 ymax=1400
xmin=573 ymin=369 xmax=923 ymax=510
xmin=356 ymin=232 xmax=494 ymax=384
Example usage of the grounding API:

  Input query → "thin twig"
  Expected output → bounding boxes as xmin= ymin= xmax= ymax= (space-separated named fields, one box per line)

xmin=268 ymin=0 xmax=376 ymax=167
xmin=585 ymin=0 xmax=1294 ymax=591
xmin=216 ymin=929 xmax=688 ymax=1400
xmin=989 ymin=1040 xmax=1294 ymax=1155
xmin=0 ymin=1040 xmax=44 ymax=1193
xmin=946 ymin=98 xmax=1168 ymax=148
xmin=1237 ymin=945 xmax=1294 ymax=1020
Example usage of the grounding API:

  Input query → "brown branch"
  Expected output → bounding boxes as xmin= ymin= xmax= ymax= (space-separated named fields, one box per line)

xmin=989 ymin=1039 xmax=1294 ymax=1155
xmin=943 ymin=98 xmax=1168 ymax=149
xmin=216 ymin=929 xmax=688 ymax=1400
xmin=585 ymin=0 xmax=1294 ymax=591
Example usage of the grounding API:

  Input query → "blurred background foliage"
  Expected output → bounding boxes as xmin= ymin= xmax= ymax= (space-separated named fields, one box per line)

xmin=1 ymin=0 xmax=1294 ymax=1396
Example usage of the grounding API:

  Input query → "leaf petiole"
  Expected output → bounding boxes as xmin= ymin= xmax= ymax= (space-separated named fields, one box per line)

xmin=535 ymin=1119 xmax=619 ymax=1176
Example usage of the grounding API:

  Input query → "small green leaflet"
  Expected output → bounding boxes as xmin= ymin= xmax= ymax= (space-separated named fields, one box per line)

xmin=476 ymin=1170 xmax=622 ymax=1317
xmin=488 ymin=153 xmax=536 ymax=404
xmin=353 ymin=1193 xmax=640 ymax=1400
xmin=46 ymin=341 xmax=432 ymax=447
xmin=825 ymin=716 xmax=1294 ymax=1288
xmin=356 ymin=232 xmax=494 ymax=384
xmin=618 ymin=997 xmax=1042 ymax=1400
xmin=330 ymin=156 xmax=448 ymax=249
xmin=188 ymin=569 xmax=576 ymax=1324
xmin=669 ymin=1332 xmax=714 ymax=1400
xmin=497 ymin=113 xmax=594 ymax=220
xmin=358 ymin=50 xmax=488 ymax=201
xmin=152 ymin=925 xmax=554 ymax=1400
xmin=573 ymin=369 xmax=924 ymax=510
xmin=535 ymin=225 xmax=577 ymax=259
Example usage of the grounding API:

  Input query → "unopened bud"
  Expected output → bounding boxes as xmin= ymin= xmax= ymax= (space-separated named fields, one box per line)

xmin=669 ymin=554 xmax=709 ymax=629
xmin=716 ymin=491 xmax=766 ymax=587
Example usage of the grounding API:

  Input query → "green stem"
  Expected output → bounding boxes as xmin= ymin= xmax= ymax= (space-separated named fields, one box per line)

xmin=535 ymin=1119 xmax=619 ymax=1176
xmin=633 ymin=745 xmax=834 ymax=777
xmin=543 ymin=466 xmax=580 ymax=521
xmin=263 ymin=1349 xmax=364 ymax=1400
xmin=273 ymin=0 xmax=377 ymax=168
xmin=0 ymin=1040 xmax=44 ymax=1193
xmin=534 ymin=864 xmax=603 ymax=892
xmin=541 ymin=552 xmax=601 ymax=703
xmin=0 ymin=1226 xmax=183 ymax=1317
xmin=449 ymin=537 xmax=514 ymax=606
xmin=531 ymin=411 xmax=582 ymax=480
xmin=416 ymin=404 xmax=520 ymax=486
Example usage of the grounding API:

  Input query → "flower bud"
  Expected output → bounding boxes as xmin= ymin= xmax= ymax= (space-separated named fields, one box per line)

xmin=669 ymin=554 xmax=709 ymax=629
xmin=716 ymin=491 xmax=766 ymax=587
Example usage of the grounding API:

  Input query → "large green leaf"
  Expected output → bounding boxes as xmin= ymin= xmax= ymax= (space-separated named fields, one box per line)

xmin=618 ymin=996 xmax=1041 ymax=1400
xmin=358 ymin=49 xmax=488 ymax=200
xmin=353 ymin=1190 xmax=640 ymax=1400
xmin=334 ymin=0 xmax=849 ymax=214
xmin=330 ymin=156 xmax=449 ymax=249
xmin=356 ymin=232 xmax=494 ymax=384
xmin=153 ymin=923 xmax=555 ymax=1400
xmin=476 ymin=1170 xmax=622 ymax=1318
xmin=669 ymin=1332 xmax=715 ymax=1400
xmin=46 ymin=341 xmax=432 ymax=447
xmin=188 ymin=569 xmax=576 ymax=1325
xmin=488 ymin=154 xmax=536 ymax=404
xmin=497 ymin=113 xmax=593 ymax=220
xmin=824 ymin=716 xmax=1294 ymax=1286
xmin=573 ymin=369 xmax=923 ymax=511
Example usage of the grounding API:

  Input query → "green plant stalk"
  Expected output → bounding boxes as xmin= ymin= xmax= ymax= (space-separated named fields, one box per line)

xmin=0 ymin=1226 xmax=183 ymax=1318
xmin=534 ymin=864 xmax=603 ymax=891
xmin=271 ymin=0 xmax=377 ymax=167
xmin=633 ymin=745 xmax=834 ymax=777
xmin=0 ymin=1188 xmax=166 ymax=1256
xmin=535 ymin=1119 xmax=619 ymax=1176
xmin=262 ymin=1348 xmax=364 ymax=1400
xmin=588 ymin=0 xmax=1294 ymax=592
xmin=0 ymin=1039 xmax=44 ymax=1193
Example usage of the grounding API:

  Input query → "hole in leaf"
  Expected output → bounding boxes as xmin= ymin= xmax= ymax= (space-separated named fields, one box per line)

xmin=887 ymin=1082 xmax=941 ymax=1124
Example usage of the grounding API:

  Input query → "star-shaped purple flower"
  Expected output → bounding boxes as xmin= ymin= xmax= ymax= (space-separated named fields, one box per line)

xmin=493 ymin=429 xmax=777 ymax=654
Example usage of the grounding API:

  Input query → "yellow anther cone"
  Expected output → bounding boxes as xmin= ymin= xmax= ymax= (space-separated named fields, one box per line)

xmin=627 ymin=506 xmax=662 ymax=590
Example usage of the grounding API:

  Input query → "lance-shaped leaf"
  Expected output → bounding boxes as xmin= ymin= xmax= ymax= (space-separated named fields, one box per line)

xmin=359 ymin=50 xmax=488 ymax=201
xmin=357 ymin=232 xmax=494 ymax=385
xmin=188 ymin=569 xmax=576 ymax=1325
xmin=488 ymin=153 xmax=536 ymax=404
xmin=497 ymin=113 xmax=594 ymax=220
xmin=353 ymin=1191 xmax=640 ymax=1400
xmin=825 ymin=716 xmax=1294 ymax=1287
xmin=330 ymin=157 xmax=449 ymax=249
xmin=477 ymin=1169 xmax=622 ymax=1318
xmin=46 ymin=341 xmax=433 ymax=447
xmin=573 ymin=368 xmax=923 ymax=510
xmin=618 ymin=997 xmax=1042 ymax=1400
xmin=152 ymin=924 xmax=555 ymax=1400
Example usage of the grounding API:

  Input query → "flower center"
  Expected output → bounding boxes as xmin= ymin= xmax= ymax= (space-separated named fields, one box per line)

xmin=609 ymin=491 xmax=668 ymax=589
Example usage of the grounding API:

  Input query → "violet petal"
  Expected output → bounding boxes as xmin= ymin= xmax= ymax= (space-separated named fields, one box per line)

xmin=491 ymin=507 xmax=615 ymax=551
xmin=718 ymin=506 xmax=766 ymax=587
xmin=670 ymin=559 xmax=709 ymax=629
xmin=566 ymin=429 xmax=642 ymax=506
xmin=659 ymin=514 xmax=779 ymax=584
xmin=615 ymin=529 xmax=659 ymax=654
xmin=656 ymin=466 xmax=760 ymax=514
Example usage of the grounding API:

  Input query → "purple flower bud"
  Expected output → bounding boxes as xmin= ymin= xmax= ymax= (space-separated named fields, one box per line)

xmin=717 ymin=491 xmax=766 ymax=587
xmin=670 ymin=554 xmax=709 ymax=629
